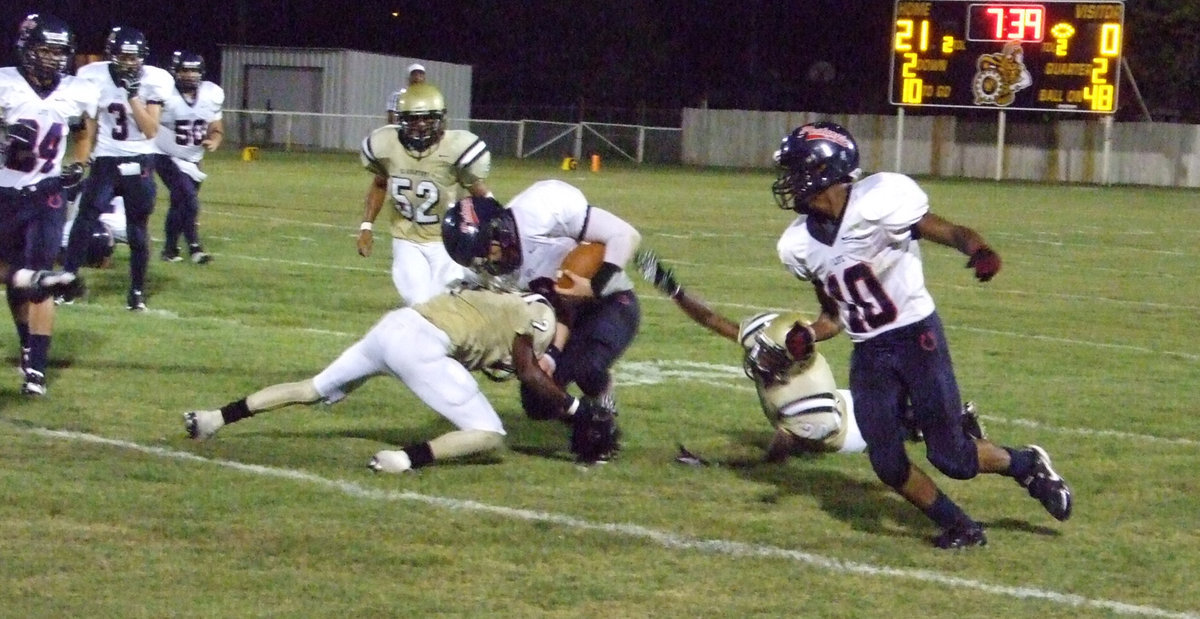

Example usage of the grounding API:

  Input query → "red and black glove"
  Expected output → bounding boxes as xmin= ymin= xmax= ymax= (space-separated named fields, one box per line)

xmin=966 ymin=246 xmax=1001 ymax=282
xmin=784 ymin=322 xmax=816 ymax=362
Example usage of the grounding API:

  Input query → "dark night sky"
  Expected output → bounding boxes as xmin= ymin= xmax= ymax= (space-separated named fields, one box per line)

xmin=3 ymin=1 xmax=892 ymax=113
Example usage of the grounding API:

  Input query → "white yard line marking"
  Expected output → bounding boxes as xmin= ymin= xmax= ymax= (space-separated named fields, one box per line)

xmin=12 ymin=425 xmax=1196 ymax=619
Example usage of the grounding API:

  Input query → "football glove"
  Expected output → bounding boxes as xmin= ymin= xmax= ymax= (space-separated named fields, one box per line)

xmin=784 ymin=321 xmax=816 ymax=363
xmin=633 ymin=248 xmax=682 ymax=298
xmin=118 ymin=74 xmax=141 ymax=98
xmin=60 ymin=162 xmax=86 ymax=200
xmin=570 ymin=398 xmax=620 ymax=464
xmin=966 ymin=246 xmax=1001 ymax=282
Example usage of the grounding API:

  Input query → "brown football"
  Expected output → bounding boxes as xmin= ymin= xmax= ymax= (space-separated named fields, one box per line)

xmin=556 ymin=242 xmax=606 ymax=288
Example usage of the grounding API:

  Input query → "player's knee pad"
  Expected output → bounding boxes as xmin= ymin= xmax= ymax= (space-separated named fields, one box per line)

xmin=519 ymin=382 xmax=561 ymax=420
xmin=927 ymin=445 xmax=980 ymax=480
xmin=867 ymin=439 xmax=911 ymax=489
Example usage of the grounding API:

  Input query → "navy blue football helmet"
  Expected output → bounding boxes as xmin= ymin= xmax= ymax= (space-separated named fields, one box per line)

xmin=15 ymin=14 xmax=74 ymax=87
xmin=105 ymin=27 xmax=148 ymax=80
xmin=170 ymin=50 xmax=204 ymax=93
xmin=771 ymin=121 xmax=861 ymax=213
xmin=83 ymin=220 xmax=115 ymax=268
xmin=441 ymin=196 xmax=521 ymax=276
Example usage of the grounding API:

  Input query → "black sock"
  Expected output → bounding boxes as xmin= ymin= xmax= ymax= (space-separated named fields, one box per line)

xmin=220 ymin=398 xmax=254 ymax=424
xmin=6 ymin=288 xmax=28 ymax=348
xmin=1004 ymin=447 xmax=1035 ymax=481
xmin=402 ymin=442 xmax=435 ymax=469
xmin=27 ymin=334 xmax=50 ymax=374
xmin=924 ymin=491 xmax=973 ymax=530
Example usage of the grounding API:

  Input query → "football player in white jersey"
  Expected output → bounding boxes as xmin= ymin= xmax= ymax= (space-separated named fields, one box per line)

xmin=155 ymin=50 xmax=223 ymax=264
xmin=182 ymin=288 xmax=605 ymax=473
xmin=357 ymin=83 xmax=492 ymax=306
xmin=633 ymin=249 xmax=986 ymax=461
xmin=440 ymin=180 xmax=642 ymax=462
xmin=0 ymin=13 xmax=99 ymax=395
xmin=772 ymin=121 xmax=1072 ymax=548
xmin=62 ymin=26 xmax=173 ymax=311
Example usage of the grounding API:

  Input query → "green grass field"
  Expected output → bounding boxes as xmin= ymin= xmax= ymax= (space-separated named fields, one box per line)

xmin=1 ymin=150 xmax=1197 ymax=618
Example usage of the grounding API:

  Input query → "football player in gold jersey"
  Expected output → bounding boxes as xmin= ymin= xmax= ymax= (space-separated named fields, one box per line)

xmin=357 ymin=83 xmax=492 ymax=305
xmin=183 ymin=288 xmax=599 ymax=473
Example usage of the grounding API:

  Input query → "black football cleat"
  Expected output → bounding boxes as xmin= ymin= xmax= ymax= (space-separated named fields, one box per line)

xmin=961 ymin=401 xmax=987 ymax=440
xmin=933 ymin=520 xmax=987 ymax=549
xmin=1019 ymin=445 xmax=1073 ymax=521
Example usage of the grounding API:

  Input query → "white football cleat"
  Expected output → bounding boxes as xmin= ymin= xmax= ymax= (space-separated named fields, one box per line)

xmin=184 ymin=410 xmax=224 ymax=440
xmin=368 ymin=450 xmax=412 ymax=474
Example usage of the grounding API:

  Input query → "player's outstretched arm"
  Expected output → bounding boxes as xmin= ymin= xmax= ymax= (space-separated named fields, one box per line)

xmin=634 ymin=249 xmax=738 ymax=342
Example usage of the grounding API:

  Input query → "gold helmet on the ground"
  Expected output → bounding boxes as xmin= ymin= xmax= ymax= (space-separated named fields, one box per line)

xmin=394 ymin=83 xmax=446 ymax=157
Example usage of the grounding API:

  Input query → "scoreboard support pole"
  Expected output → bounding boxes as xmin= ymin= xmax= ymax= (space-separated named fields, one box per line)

xmin=895 ymin=107 xmax=906 ymax=173
xmin=1102 ymin=114 xmax=1114 ymax=185
xmin=995 ymin=110 xmax=1007 ymax=181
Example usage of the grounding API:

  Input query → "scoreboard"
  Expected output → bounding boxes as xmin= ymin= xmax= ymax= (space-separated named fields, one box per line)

xmin=889 ymin=1 xmax=1125 ymax=113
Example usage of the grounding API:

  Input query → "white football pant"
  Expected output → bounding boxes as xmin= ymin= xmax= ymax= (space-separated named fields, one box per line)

xmin=391 ymin=238 xmax=468 ymax=306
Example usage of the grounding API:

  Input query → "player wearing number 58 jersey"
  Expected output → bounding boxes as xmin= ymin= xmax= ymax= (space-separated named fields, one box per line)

xmin=357 ymin=82 xmax=491 ymax=306
xmin=773 ymin=121 xmax=1071 ymax=549
xmin=154 ymin=50 xmax=223 ymax=265
xmin=1 ymin=13 xmax=99 ymax=395
xmin=63 ymin=26 xmax=173 ymax=311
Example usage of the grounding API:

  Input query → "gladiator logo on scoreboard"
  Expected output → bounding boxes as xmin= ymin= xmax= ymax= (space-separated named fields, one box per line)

xmin=972 ymin=41 xmax=1033 ymax=106
xmin=889 ymin=0 xmax=1125 ymax=113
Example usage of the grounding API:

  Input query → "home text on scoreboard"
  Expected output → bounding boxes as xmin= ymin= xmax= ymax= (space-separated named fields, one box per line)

xmin=889 ymin=1 xmax=1125 ymax=112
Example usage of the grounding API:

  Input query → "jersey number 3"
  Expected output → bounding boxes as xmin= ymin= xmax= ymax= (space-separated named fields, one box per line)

xmin=389 ymin=177 xmax=440 ymax=224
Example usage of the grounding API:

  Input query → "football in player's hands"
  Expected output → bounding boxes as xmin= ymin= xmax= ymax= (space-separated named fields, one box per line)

xmin=966 ymin=246 xmax=1001 ymax=282
xmin=556 ymin=242 xmax=605 ymax=289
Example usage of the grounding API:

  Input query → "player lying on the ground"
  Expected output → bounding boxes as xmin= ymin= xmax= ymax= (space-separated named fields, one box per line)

xmin=183 ymin=287 xmax=618 ymax=471
xmin=633 ymin=249 xmax=983 ymax=462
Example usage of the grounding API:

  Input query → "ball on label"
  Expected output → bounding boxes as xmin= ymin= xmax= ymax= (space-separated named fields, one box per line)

xmin=556 ymin=242 xmax=606 ymax=288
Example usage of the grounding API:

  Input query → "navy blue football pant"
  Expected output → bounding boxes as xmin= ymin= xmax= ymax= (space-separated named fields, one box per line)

xmin=154 ymin=154 xmax=202 ymax=251
xmin=849 ymin=312 xmax=979 ymax=489
xmin=65 ymin=155 xmax=156 ymax=291
xmin=521 ymin=290 xmax=640 ymax=418
xmin=0 ymin=178 xmax=68 ymax=301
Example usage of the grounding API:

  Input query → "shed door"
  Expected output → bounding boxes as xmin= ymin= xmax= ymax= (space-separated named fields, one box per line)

xmin=243 ymin=65 xmax=323 ymax=148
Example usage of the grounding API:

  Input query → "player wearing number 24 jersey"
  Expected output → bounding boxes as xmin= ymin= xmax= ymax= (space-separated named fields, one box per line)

xmin=1 ymin=13 xmax=99 ymax=395
xmin=357 ymin=83 xmax=491 ymax=306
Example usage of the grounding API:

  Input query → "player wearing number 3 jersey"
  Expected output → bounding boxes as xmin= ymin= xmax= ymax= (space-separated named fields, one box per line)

xmin=357 ymin=83 xmax=491 ymax=306
xmin=773 ymin=121 xmax=1072 ymax=549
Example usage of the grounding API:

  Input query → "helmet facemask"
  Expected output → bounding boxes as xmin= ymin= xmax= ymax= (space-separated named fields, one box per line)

xmin=398 ymin=111 xmax=444 ymax=156
xmin=23 ymin=43 xmax=70 ymax=86
xmin=482 ymin=211 xmax=521 ymax=275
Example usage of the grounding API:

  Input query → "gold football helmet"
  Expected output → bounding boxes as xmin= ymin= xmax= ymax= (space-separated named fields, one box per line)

xmin=394 ymin=83 xmax=446 ymax=157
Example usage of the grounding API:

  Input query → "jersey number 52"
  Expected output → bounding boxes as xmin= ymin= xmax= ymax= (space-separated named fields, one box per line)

xmin=389 ymin=177 xmax=440 ymax=224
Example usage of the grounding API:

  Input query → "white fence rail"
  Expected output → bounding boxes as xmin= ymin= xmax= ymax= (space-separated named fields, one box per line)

xmin=221 ymin=109 xmax=682 ymax=164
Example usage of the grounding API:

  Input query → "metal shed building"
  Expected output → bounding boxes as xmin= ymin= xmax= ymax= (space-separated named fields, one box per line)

xmin=217 ymin=45 xmax=474 ymax=151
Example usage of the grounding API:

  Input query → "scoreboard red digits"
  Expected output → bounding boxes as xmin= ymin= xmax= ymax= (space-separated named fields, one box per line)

xmin=970 ymin=4 xmax=1046 ymax=42
xmin=889 ymin=0 xmax=1125 ymax=113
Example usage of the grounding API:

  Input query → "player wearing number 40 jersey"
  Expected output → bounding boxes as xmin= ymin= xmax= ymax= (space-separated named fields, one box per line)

xmin=1 ymin=13 xmax=99 ymax=395
xmin=63 ymin=26 xmax=173 ymax=311
xmin=154 ymin=50 xmax=223 ymax=265
xmin=357 ymin=82 xmax=491 ymax=306
xmin=773 ymin=121 xmax=1072 ymax=549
